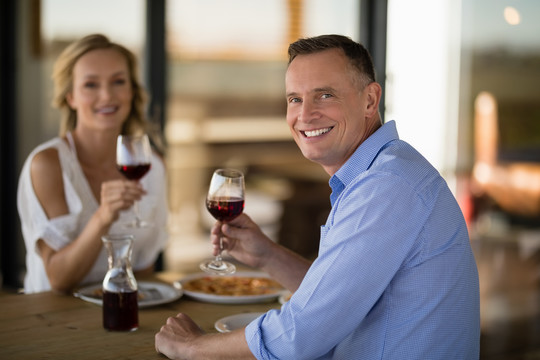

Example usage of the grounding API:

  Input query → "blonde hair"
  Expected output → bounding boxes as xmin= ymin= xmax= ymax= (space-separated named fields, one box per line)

xmin=51 ymin=34 xmax=147 ymax=136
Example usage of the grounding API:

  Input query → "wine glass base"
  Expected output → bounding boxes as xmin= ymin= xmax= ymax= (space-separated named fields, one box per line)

xmin=200 ymin=260 xmax=236 ymax=276
xmin=123 ymin=220 xmax=154 ymax=228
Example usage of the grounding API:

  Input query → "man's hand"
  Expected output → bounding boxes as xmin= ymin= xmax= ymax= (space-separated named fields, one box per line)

xmin=210 ymin=213 xmax=311 ymax=292
xmin=155 ymin=313 xmax=205 ymax=359
xmin=210 ymin=213 xmax=274 ymax=269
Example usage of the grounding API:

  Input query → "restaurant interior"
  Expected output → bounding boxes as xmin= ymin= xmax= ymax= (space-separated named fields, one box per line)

xmin=1 ymin=0 xmax=539 ymax=358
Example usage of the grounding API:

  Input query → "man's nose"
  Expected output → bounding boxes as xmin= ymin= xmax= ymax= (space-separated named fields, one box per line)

xmin=298 ymin=100 xmax=319 ymax=123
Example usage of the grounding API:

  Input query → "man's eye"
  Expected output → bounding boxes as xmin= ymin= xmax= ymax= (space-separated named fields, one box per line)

xmin=321 ymin=93 xmax=333 ymax=99
xmin=289 ymin=97 xmax=301 ymax=103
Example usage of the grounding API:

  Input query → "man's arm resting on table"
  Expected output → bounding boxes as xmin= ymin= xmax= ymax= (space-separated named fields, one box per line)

xmin=155 ymin=313 xmax=256 ymax=360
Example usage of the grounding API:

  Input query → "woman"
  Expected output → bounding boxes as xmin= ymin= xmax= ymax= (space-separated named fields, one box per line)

xmin=17 ymin=34 xmax=168 ymax=294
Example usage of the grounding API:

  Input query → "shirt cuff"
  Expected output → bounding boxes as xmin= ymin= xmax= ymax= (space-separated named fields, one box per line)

xmin=245 ymin=314 xmax=267 ymax=360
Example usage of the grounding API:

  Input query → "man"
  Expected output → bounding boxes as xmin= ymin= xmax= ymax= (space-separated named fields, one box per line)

xmin=155 ymin=34 xmax=480 ymax=359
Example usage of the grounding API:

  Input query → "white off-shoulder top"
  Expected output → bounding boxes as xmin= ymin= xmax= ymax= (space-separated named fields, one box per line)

xmin=17 ymin=133 xmax=169 ymax=293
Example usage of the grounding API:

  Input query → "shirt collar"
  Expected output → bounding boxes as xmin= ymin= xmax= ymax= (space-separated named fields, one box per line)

xmin=329 ymin=120 xmax=399 ymax=205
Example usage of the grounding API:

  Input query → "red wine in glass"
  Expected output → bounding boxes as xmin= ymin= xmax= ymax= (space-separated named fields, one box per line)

xmin=116 ymin=134 xmax=153 ymax=227
xmin=117 ymin=163 xmax=151 ymax=181
xmin=206 ymin=197 xmax=245 ymax=222
xmin=200 ymin=169 xmax=245 ymax=275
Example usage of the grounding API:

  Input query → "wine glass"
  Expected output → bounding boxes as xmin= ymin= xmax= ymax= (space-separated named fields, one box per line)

xmin=116 ymin=134 xmax=153 ymax=228
xmin=200 ymin=168 xmax=245 ymax=275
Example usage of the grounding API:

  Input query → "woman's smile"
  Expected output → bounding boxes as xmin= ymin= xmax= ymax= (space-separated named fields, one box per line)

xmin=95 ymin=105 xmax=119 ymax=115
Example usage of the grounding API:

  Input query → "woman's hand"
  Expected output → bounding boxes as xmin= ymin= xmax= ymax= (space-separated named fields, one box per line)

xmin=97 ymin=179 xmax=146 ymax=225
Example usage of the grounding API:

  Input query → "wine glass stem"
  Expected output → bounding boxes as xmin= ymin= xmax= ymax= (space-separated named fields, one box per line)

xmin=133 ymin=201 xmax=141 ymax=227
xmin=215 ymin=237 xmax=225 ymax=263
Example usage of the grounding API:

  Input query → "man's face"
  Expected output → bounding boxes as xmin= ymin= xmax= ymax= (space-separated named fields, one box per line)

xmin=285 ymin=49 xmax=380 ymax=175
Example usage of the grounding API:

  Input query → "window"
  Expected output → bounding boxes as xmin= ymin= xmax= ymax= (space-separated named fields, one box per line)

xmin=39 ymin=0 xmax=145 ymax=140
xmin=164 ymin=0 xmax=361 ymax=267
xmin=461 ymin=0 xmax=540 ymax=162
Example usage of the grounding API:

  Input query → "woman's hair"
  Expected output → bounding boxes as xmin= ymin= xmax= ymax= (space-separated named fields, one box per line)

xmin=287 ymin=34 xmax=376 ymax=89
xmin=51 ymin=34 xmax=147 ymax=136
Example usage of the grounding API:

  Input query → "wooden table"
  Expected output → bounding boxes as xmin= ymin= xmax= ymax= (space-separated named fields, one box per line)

xmin=0 ymin=274 xmax=281 ymax=359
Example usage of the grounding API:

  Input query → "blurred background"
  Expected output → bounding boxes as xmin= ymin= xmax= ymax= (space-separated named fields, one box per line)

xmin=1 ymin=0 xmax=539 ymax=358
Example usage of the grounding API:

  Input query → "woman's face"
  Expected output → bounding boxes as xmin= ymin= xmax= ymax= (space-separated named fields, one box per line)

xmin=66 ymin=48 xmax=133 ymax=133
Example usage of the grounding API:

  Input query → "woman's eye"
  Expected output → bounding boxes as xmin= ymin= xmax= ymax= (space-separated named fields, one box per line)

xmin=83 ymin=82 xmax=98 ymax=89
xmin=113 ymin=78 xmax=127 ymax=85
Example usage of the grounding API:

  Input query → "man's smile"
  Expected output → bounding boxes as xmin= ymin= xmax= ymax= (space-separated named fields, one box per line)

xmin=301 ymin=126 xmax=334 ymax=138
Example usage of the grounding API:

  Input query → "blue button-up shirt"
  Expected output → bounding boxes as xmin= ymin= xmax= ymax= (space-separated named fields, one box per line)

xmin=246 ymin=121 xmax=480 ymax=359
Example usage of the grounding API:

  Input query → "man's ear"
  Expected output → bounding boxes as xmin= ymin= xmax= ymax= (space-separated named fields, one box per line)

xmin=365 ymin=82 xmax=382 ymax=117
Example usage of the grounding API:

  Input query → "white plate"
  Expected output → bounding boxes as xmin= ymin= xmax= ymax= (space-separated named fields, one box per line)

xmin=278 ymin=291 xmax=293 ymax=305
xmin=176 ymin=271 xmax=283 ymax=304
xmin=75 ymin=281 xmax=183 ymax=308
xmin=215 ymin=312 xmax=264 ymax=333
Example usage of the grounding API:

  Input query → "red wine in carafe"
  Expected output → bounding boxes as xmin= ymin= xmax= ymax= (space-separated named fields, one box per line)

xmin=206 ymin=197 xmax=244 ymax=222
xmin=102 ymin=290 xmax=139 ymax=331
xmin=117 ymin=163 xmax=151 ymax=180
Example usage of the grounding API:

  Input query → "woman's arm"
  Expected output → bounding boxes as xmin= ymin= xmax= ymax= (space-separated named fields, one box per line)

xmin=31 ymin=148 xmax=144 ymax=292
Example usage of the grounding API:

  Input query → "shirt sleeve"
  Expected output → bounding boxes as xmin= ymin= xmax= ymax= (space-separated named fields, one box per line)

xmin=17 ymin=144 xmax=84 ymax=255
xmin=245 ymin=172 xmax=430 ymax=359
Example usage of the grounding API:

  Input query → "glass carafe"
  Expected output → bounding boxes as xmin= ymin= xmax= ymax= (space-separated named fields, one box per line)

xmin=102 ymin=234 xmax=138 ymax=331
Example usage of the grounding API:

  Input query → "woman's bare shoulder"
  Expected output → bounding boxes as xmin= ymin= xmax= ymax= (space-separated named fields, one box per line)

xmin=31 ymin=147 xmax=62 ymax=177
xmin=30 ymin=147 xmax=68 ymax=218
